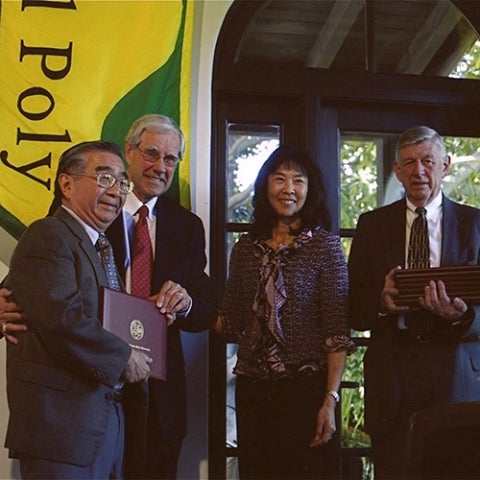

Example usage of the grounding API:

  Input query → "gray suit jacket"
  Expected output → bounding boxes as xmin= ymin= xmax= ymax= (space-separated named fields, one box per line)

xmin=4 ymin=207 xmax=131 ymax=466
xmin=348 ymin=196 xmax=480 ymax=434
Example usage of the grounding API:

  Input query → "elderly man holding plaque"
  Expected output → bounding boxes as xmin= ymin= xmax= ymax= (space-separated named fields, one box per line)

xmin=348 ymin=125 xmax=480 ymax=479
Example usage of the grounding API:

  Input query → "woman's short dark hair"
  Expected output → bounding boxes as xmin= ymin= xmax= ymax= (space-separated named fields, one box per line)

xmin=250 ymin=145 xmax=331 ymax=239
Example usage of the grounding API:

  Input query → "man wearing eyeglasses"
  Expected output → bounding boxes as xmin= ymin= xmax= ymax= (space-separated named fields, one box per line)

xmin=3 ymin=140 xmax=152 ymax=479
xmin=106 ymin=114 xmax=216 ymax=479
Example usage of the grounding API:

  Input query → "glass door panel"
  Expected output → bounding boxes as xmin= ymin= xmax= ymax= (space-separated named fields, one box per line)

xmin=226 ymin=123 xmax=280 ymax=224
xmin=224 ymin=123 xmax=280 ymax=478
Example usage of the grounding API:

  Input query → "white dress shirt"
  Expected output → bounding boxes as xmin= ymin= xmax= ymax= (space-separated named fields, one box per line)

xmin=405 ymin=191 xmax=443 ymax=268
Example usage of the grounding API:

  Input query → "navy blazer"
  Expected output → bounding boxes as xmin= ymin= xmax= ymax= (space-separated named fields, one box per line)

xmin=5 ymin=208 xmax=131 ymax=465
xmin=348 ymin=195 xmax=480 ymax=433
xmin=106 ymin=195 xmax=215 ymax=443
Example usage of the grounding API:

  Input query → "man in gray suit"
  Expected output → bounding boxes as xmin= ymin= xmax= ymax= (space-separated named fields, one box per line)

xmin=4 ymin=140 xmax=151 ymax=479
xmin=348 ymin=126 xmax=480 ymax=478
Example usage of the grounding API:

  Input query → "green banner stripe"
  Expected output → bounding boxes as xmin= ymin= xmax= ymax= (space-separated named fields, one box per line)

xmin=0 ymin=206 xmax=26 ymax=240
xmin=101 ymin=0 xmax=187 ymax=204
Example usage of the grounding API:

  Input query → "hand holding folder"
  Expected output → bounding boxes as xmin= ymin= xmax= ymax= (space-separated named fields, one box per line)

xmin=102 ymin=287 xmax=167 ymax=380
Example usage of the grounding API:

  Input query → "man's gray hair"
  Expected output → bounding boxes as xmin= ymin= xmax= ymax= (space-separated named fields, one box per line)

xmin=395 ymin=125 xmax=447 ymax=160
xmin=48 ymin=140 xmax=125 ymax=216
xmin=125 ymin=114 xmax=185 ymax=158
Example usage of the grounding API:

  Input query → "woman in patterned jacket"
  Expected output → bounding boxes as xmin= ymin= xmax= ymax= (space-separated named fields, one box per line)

xmin=216 ymin=145 xmax=355 ymax=479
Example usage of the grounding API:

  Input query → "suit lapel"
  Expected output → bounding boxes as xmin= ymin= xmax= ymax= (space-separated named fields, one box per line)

xmin=381 ymin=199 xmax=407 ymax=269
xmin=107 ymin=214 xmax=128 ymax=282
xmin=440 ymin=196 xmax=471 ymax=266
xmin=54 ymin=207 xmax=107 ymax=287
xmin=441 ymin=196 xmax=456 ymax=265
xmin=153 ymin=197 xmax=169 ymax=290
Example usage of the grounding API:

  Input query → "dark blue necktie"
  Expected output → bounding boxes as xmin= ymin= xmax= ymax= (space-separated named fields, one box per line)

xmin=96 ymin=233 xmax=121 ymax=291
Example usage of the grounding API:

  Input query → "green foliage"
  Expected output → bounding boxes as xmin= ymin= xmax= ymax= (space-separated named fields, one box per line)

xmin=443 ymin=136 xmax=480 ymax=207
xmin=450 ymin=40 xmax=480 ymax=79
xmin=341 ymin=347 xmax=370 ymax=448
xmin=341 ymin=140 xmax=379 ymax=228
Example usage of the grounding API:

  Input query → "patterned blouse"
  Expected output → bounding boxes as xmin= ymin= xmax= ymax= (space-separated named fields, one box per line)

xmin=221 ymin=226 xmax=355 ymax=381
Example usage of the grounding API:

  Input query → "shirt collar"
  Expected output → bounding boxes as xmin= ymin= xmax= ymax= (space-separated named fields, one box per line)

xmin=406 ymin=191 xmax=442 ymax=217
xmin=124 ymin=192 xmax=157 ymax=220
xmin=60 ymin=205 xmax=100 ymax=245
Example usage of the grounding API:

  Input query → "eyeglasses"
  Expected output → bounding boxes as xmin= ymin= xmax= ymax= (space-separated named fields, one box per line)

xmin=74 ymin=173 xmax=132 ymax=194
xmin=135 ymin=145 xmax=181 ymax=167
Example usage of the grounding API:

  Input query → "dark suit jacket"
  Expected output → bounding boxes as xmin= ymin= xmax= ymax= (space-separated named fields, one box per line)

xmin=348 ymin=196 xmax=480 ymax=434
xmin=4 ymin=208 xmax=131 ymax=466
xmin=107 ymin=195 xmax=215 ymax=444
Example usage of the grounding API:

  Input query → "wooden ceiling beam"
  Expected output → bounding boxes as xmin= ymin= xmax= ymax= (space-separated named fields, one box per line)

xmin=396 ymin=1 xmax=461 ymax=74
xmin=305 ymin=0 xmax=364 ymax=68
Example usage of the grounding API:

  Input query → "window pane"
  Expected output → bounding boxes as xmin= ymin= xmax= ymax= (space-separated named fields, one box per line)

xmin=341 ymin=237 xmax=353 ymax=263
xmin=342 ymin=345 xmax=371 ymax=448
xmin=450 ymin=40 xmax=480 ymax=79
xmin=340 ymin=134 xmax=383 ymax=229
xmin=226 ymin=124 xmax=280 ymax=223
xmin=441 ymin=136 xmax=480 ymax=206
xmin=226 ymin=343 xmax=239 ymax=451
xmin=226 ymin=456 xmax=239 ymax=479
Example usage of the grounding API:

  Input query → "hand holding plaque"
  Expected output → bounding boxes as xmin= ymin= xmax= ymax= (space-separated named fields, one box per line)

xmin=394 ymin=265 xmax=480 ymax=307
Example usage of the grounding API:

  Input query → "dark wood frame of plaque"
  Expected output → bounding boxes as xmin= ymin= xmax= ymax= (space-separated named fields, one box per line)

xmin=394 ymin=265 xmax=480 ymax=307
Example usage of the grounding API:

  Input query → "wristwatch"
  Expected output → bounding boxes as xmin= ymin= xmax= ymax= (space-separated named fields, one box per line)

xmin=327 ymin=389 xmax=340 ymax=403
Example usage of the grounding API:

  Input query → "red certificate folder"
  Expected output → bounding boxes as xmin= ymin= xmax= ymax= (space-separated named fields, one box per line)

xmin=102 ymin=287 xmax=167 ymax=380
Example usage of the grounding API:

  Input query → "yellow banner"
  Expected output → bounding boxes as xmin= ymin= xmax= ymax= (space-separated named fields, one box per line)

xmin=0 ymin=0 xmax=192 ymax=237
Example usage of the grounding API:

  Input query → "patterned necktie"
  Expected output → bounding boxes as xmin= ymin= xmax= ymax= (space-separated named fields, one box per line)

xmin=408 ymin=207 xmax=430 ymax=269
xmin=96 ymin=233 xmax=121 ymax=291
xmin=406 ymin=207 xmax=432 ymax=338
xmin=131 ymin=205 xmax=153 ymax=298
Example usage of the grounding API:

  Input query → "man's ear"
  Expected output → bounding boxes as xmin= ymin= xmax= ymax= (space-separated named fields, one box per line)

xmin=57 ymin=173 xmax=73 ymax=200
xmin=392 ymin=161 xmax=401 ymax=181
xmin=442 ymin=155 xmax=452 ymax=177
xmin=124 ymin=143 xmax=133 ymax=167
